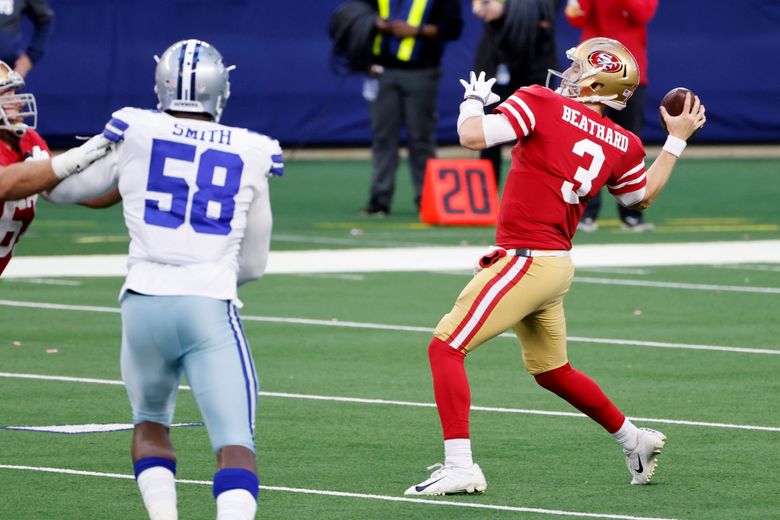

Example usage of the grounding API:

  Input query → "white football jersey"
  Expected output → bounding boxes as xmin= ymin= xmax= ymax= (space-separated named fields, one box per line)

xmin=48 ymin=107 xmax=282 ymax=300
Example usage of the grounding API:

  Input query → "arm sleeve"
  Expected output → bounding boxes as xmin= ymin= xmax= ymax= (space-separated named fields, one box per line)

xmin=482 ymin=113 xmax=518 ymax=147
xmin=607 ymin=137 xmax=647 ymax=207
xmin=237 ymin=183 xmax=272 ymax=285
xmin=22 ymin=0 xmax=54 ymax=62
xmin=44 ymin=153 xmax=119 ymax=204
xmin=493 ymin=87 xmax=538 ymax=139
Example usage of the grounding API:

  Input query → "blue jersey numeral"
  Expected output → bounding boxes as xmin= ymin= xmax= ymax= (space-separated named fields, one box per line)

xmin=144 ymin=139 xmax=244 ymax=235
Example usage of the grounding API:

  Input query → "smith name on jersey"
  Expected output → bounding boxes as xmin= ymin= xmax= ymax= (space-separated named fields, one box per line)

xmin=49 ymin=107 xmax=283 ymax=300
xmin=493 ymin=85 xmax=647 ymax=250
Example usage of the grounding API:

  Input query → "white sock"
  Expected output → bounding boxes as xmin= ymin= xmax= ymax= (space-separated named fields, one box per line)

xmin=137 ymin=466 xmax=178 ymax=520
xmin=216 ymin=488 xmax=257 ymax=520
xmin=444 ymin=438 xmax=473 ymax=468
xmin=613 ymin=418 xmax=640 ymax=451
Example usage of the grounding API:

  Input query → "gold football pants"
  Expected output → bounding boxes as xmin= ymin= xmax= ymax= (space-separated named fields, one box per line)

xmin=434 ymin=255 xmax=575 ymax=375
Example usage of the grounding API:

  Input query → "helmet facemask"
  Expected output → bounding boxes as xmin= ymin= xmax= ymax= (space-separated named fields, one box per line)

xmin=0 ymin=61 xmax=36 ymax=136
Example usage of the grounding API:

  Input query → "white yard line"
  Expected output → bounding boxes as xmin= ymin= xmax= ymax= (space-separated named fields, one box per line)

xmin=3 ymin=240 xmax=780 ymax=278
xmin=1 ymin=372 xmax=778 ymax=433
xmin=1 ymin=299 xmax=778 ymax=355
xmin=0 ymin=464 xmax=678 ymax=520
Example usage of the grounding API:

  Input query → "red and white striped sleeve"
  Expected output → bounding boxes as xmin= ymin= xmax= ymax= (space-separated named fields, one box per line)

xmin=493 ymin=87 xmax=537 ymax=139
xmin=608 ymin=142 xmax=647 ymax=207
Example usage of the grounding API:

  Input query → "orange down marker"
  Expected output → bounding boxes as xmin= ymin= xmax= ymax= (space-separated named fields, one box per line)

xmin=419 ymin=159 xmax=499 ymax=226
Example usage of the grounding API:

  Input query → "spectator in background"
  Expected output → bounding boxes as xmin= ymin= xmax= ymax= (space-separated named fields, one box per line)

xmin=565 ymin=0 xmax=658 ymax=232
xmin=0 ymin=0 xmax=54 ymax=78
xmin=472 ymin=0 xmax=561 ymax=184
xmin=359 ymin=0 xmax=463 ymax=217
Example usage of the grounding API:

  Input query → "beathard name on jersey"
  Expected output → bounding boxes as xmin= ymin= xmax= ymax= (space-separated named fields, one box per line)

xmin=561 ymin=105 xmax=628 ymax=152
xmin=172 ymin=122 xmax=232 ymax=146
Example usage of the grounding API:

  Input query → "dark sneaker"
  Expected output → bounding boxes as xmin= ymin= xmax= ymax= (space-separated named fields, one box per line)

xmin=621 ymin=216 xmax=655 ymax=232
xmin=577 ymin=217 xmax=599 ymax=232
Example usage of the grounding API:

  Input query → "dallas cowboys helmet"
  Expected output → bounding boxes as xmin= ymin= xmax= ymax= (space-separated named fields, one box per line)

xmin=154 ymin=39 xmax=233 ymax=122
xmin=0 ymin=60 xmax=37 ymax=135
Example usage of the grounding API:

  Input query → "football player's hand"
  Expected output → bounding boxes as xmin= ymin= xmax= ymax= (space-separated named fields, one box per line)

xmin=660 ymin=92 xmax=706 ymax=142
xmin=24 ymin=145 xmax=50 ymax=162
xmin=460 ymin=71 xmax=501 ymax=106
xmin=473 ymin=245 xmax=507 ymax=275
xmin=51 ymin=134 xmax=115 ymax=179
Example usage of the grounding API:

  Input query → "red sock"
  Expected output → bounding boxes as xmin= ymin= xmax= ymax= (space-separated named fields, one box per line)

xmin=428 ymin=337 xmax=470 ymax=440
xmin=534 ymin=363 xmax=625 ymax=433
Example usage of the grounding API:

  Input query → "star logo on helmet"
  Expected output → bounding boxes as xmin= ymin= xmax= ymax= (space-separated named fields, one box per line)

xmin=588 ymin=51 xmax=622 ymax=73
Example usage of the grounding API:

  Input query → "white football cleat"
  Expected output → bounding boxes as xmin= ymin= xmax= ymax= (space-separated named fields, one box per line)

xmin=624 ymin=428 xmax=667 ymax=485
xmin=404 ymin=463 xmax=487 ymax=496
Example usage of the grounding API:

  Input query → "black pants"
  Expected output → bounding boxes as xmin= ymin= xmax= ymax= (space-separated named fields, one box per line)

xmin=366 ymin=67 xmax=440 ymax=212
xmin=581 ymin=84 xmax=648 ymax=223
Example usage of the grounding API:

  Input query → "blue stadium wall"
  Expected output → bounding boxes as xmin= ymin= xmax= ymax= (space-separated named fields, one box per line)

xmin=28 ymin=0 xmax=780 ymax=146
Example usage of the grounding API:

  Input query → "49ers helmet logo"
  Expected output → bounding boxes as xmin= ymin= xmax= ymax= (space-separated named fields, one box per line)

xmin=588 ymin=51 xmax=622 ymax=73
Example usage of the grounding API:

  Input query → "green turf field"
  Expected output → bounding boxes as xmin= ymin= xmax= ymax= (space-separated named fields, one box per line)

xmin=1 ymin=157 xmax=779 ymax=519
xmin=13 ymin=157 xmax=780 ymax=256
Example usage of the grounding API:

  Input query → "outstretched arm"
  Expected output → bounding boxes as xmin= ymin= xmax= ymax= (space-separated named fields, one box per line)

xmin=634 ymin=93 xmax=706 ymax=209
xmin=457 ymin=71 xmax=517 ymax=150
xmin=0 ymin=135 xmax=113 ymax=201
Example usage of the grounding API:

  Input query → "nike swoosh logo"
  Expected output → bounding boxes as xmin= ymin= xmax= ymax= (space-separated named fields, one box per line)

xmin=633 ymin=456 xmax=644 ymax=473
xmin=415 ymin=476 xmax=447 ymax=492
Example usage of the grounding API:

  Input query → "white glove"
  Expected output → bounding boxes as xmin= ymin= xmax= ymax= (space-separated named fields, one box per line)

xmin=459 ymin=71 xmax=501 ymax=106
xmin=473 ymin=245 xmax=507 ymax=275
xmin=50 ymin=134 xmax=114 ymax=179
xmin=25 ymin=145 xmax=50 ymax=162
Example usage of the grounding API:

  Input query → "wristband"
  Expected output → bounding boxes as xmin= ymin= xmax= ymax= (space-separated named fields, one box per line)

xmin=662 ymin=135 xmax=686 ymax=158
xmin=457 ymin=99 xmax=484 ymax=131
xmin=50 ymin=154 xmax=74 ymax=180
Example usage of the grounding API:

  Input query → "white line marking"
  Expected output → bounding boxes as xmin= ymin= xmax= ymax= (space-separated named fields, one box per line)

xmin=4 ymin=240 xmax=780 ymax=277
xmin=575 ymin=277 xmax=780 ymax=294
xmin=712 ymin=264 xmax=780 ymax=273
xmin=1 ymin=299 xmax=777 ymax=355
xmin=0 ymin=465 xmax=678 ymax=520
xmin=2 ymin=372 xmax=778 ymax=433
xmin=2 ymin=278 xmax=82 ymax=286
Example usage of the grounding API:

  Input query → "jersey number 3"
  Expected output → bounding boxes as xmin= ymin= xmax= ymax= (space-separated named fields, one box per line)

xmin=145 ymin=139 xmax=243 ymax=235
xmin=560 ymin=138 xmax=604 ymax=205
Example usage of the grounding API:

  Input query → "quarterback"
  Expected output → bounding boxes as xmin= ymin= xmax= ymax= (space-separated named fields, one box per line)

xmin=406 ymin=37 xmax=705 ymax=495
xmin=47 ymin=39 xmax=283 ymax=520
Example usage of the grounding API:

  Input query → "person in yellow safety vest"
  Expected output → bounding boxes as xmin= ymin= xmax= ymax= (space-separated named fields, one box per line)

xmin=357 ymin=0 xmax=463 ymax=217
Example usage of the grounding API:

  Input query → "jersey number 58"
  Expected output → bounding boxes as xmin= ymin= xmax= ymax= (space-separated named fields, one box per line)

xmin=144 ymin=139 xmax=243 ymax=235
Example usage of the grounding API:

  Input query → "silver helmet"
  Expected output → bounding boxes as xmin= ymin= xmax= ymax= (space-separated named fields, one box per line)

xmin=0 ymin=60 xmax=37 ymax=135
xmin=154 ymin=39 xmax=233 ymax=122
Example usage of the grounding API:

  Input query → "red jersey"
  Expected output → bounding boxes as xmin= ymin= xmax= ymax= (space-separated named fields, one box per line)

xmin=0 ymin=130 xmax=50 ymax=275
xmin=565 ymin=0 xmax=658 ymax=85
xmin=494 ymin=85 xmax=646 ymax=250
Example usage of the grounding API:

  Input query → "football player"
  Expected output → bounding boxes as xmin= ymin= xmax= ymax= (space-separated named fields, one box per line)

xmin=46 ymin=39 xmax=283 ymax=520
xmin=405 ymin=37 xmax=705 ymax=495
xmin=0 ymin=61 xmax=111 ymax=275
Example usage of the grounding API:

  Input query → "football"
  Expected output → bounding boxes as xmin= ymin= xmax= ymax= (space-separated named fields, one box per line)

xmin=659 ymin=87 xmax=696 ymax=133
